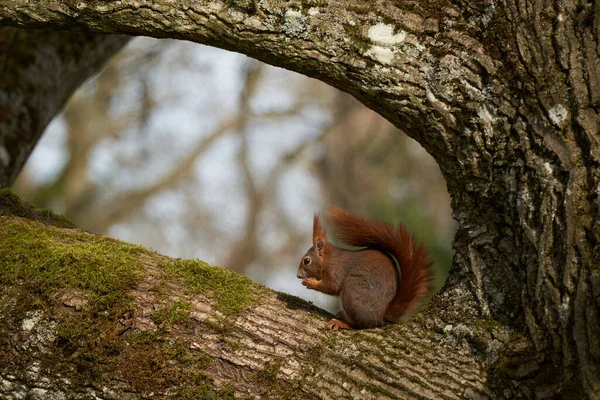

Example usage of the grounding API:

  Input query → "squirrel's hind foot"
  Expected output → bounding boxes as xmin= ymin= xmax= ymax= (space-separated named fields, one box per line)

xmin=325 ymin=318 xmax=352 ymax=331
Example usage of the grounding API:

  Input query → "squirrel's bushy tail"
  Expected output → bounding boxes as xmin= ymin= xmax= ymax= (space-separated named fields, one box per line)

xmin=326 ymin=206 xmax=434 ymax=320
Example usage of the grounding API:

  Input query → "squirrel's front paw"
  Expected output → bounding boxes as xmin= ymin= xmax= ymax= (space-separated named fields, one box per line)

xmin=302 ymin=277 xmax=319 ymax=289
xmin=325 ymin=318 xmax=352 ymax=331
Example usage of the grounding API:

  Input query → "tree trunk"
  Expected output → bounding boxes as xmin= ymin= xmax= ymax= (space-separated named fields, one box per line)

xmin=0 ymin=1 xmax=598 ymax=398
xmin=0 ymin=28 xmax=129 ymax=187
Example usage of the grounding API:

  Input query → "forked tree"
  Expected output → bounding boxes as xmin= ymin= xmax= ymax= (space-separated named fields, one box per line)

xmin=0 ymin=1 xmax=598 ymax=398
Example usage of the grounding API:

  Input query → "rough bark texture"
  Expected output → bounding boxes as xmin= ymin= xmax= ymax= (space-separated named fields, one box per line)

xmin=0 ymin=28 xmax=129 ymax=187
xmin=0 ymin=0 xmax=599 ymax=398
xmin=0 ymin=193 xmax=499 ymax=399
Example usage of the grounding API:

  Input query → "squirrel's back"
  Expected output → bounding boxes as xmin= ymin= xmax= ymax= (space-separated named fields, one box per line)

xmin=326 ymin=206 xmax=433 ymax=319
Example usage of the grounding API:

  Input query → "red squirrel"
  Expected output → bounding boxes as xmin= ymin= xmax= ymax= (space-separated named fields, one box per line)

xmin=297 ymin=206 xmax=433 ymax=330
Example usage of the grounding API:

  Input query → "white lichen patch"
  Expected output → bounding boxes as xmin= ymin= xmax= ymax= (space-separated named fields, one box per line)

xmin=367 ymin=23 xmax=406 ymax=46
xmin=477 ymin=106 xmax=494 ymax=124
xmin=21 ymin=311 xmax=58 ymax=352
xmin=364 ymin=46 xmax=395 ymax=64
xmin=477 ymin=106 xmax=496 ymax=137
xmin=0 ymin=377 xmax=17 ymax=393
xmin=341 ymin=343 xmax=360 ymax=359
xmin=28 ymin=361 xmax=41 ymax=376
xmin=245 ymin=15 xmax=264 ymax=29
xmin=22 ymin=311 xmax=43 ymax=332
xmin=362 ymin=23 xmax=408 ymax=65
xmin=205 ymin=2 xmax=224 ymax=13
xmin=558 ymin=295 xmax=571 ymax=324
xmin=548 ymin=104 xmax=568 ymax=126
xmin=427 ymin=91 xmax=449 ymax=111
xmin=226 ymin=8 xmax=246 ymax=23
xmin=284 ymin=9 xmax=306 ymax=35
xmin=308 ymin=7 xmax=319 ymax=16
xmin=29 ymin=388 xmax=67 ymax=400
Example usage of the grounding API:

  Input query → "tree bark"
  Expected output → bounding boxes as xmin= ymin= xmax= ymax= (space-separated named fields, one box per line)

xmin=0 ymin=192 xmax=498 ymax=399
xmin=0 ymin=28 xmax=129 ymax=187
xmin=1 ymin=0 xmax=599 ymax=398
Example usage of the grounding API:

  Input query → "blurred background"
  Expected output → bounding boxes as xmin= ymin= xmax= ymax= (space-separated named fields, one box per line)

xmin=12 ymin=38 xmax=455 ymax=312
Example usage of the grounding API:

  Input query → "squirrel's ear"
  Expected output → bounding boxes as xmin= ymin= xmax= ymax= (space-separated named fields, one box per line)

xmin=313 ymin=213 xmax=327 ymax=241
xmin=315 ymin=237 xmax=325 ymax=256
xmin=313 ymin=213 xmax=327 ymax=257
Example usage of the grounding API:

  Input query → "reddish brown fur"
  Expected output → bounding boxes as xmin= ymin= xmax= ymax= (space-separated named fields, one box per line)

xmin=326 ymin=206 xmax=434 ymax=319
xmin=297 ymin=207 xmax=434 ymax=329
xmin=313 ymin=213 xmax=326 ymax=244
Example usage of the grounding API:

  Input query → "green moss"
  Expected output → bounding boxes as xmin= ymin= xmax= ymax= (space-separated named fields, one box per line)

xmin=475 ymin=318 xmax=503 ymax=331
xmin=203 ymin=315 xmax=237 ymax=333
xmin=0 ymin=218 xmax=146 ymax=312
xmin=162 ymin=339 xmax=212 ymax=369
xmin=0 ymin=191 xmax=249 ymax=396
xmin=221 ymin=336 xmax=241 ymax=352
xmin=152 ymin=300 xmax=192 ymax=327
xmin=158 ymin=340 xmax=235 ymax=399
xmin=276 ymin=291 xmax=312 ymax=309
xmin=0 ymin=188 xmax=75 ymax=228
xmin=164 ymin=259 xmax=266 ymax=317
xmin=108 ymin=333 xmax=226 ymax=396
xmin=56 ymin=317 xmax=122 ymax=367
xmin=343 ymin=24 xmax=372 ymax=53
xmin=253 ymin=361 xmax=282 ymax=384
xmin=176 ymin=381 xmax=236 ymax=400
xmin=0 ymin=191 xmax=147 ymax=327
xmin=346 ymin=4 xmax=371 ymax=15
xmin=389 ymin=341 xmax=412 ymax=355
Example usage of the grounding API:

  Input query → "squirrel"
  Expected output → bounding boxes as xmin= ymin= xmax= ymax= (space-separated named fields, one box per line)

xmin=297 ymin=206 xmax=434 ymax=330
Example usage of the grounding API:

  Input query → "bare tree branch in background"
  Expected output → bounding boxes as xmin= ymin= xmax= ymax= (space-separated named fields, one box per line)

xmin=12 ymin=42 xmax=169 ymax=218
xmin=3 ymin=0 xmax=600 ymax=395
xmin=226 ymin=61 xmax=264 ymax=273
xmin=312 ymin=94 xmax=455 ymax=288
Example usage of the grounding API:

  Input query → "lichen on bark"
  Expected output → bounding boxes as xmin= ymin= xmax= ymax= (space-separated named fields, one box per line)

xmin=0 ymin=191 xmax=497 ymax=399
xmin=1 ymin=0 xmax=599 ymax=397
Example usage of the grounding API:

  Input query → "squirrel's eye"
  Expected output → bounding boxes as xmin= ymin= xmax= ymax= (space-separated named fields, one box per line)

xmin=303 ymin=257 xmax=311 ymax=265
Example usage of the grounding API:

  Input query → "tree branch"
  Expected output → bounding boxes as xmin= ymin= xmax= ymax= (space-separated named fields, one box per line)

xmin=0 ymin=0 xmax=496 ymax=162
xmin=0 ymin=28 xmax=129 ymax=187
xmin=0 ymin=193 xmax=497 ymax=399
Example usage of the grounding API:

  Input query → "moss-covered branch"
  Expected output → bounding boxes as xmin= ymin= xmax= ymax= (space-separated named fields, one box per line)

xmin=2 ymin=0 xmax=598 ymax=394
xmin=0 ymin=190 xmax=501 ymax=398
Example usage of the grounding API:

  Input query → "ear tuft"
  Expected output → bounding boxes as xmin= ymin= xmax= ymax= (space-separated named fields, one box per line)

xmin=313 ymin=213 xmax=326 ymax=239
xmin=313 ymin=213 xmax=327 ymax=255
xmin=315 ymin=237 xmax=324 ymax=255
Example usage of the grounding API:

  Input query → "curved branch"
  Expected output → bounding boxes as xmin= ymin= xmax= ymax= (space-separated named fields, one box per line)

xmin=0 ymin=0 xmax=500 ymax=160
xmin=1 ymin=1 xmax=598 ymax=397
xmin=0 ymin=28 xmax=129 ymax=187
xmin=0 ymin=193 xmax=499 ymax=399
